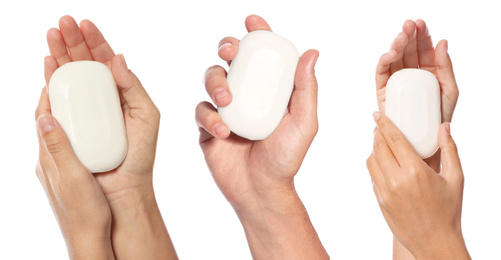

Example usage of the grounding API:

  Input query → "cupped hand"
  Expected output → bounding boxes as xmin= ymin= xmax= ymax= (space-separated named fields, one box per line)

xmin=44 ymin=15 xmax=160 ymax=209
xmin=35 ymin=89 xmax=114 ymax=260
xmin=376 ymin=19 xmax=458 ymax=123
xmin=195 ymin=15 xmax=320 ymax=209
xmin=367 ymin=113 xmax=470 ymax=260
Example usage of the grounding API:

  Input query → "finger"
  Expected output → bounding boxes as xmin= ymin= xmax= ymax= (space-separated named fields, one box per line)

xmin=416 ymin=19 xmax=435 ymax=70
xmin=218 ymin=37 xmax=239 ymax=64
xmin=195 ymin=101 xmax=231 ymax=139
xmin=389 ymin=32 xmax=409 ymax=74
xmin=47 ymin=28 xmax=71 ymax=66
xmin=438 ymin=123 xmax=463 ymax=183
xmin=35 ymin=87 xmax=51 ymax=153
xmin=289 ymin=50 xmax=319 ymax=132
xmin=375 ymin=49 xmax=398 ymax=109
xmin=80 ymin=19 xmax=115 ymax=66
xmin=111 ymin=54 xmax=155 ymax=110
xmin=373 ymin=112 xmax=421 ymax=165
xmin=435 ymin=40 xmax=459 ymax=122
xmin=245 ymin=15 xmax=272 ymax=32
xmin=44 ymin=56 xmax=59 ymax=87
xmin=402 ymin=20 xmax=419 ymax=68
xmin=366 ymin=154 xmax=387 ymax=195
xmin=36 ymin=114 xmax=89 ymax=175
xmin=58 ymin=15 xmax=93 ymax=61
xmin=372 ymin=127 xmax=399 ymax=170
xmin=204 ymin=65 xmax=232 ymax=107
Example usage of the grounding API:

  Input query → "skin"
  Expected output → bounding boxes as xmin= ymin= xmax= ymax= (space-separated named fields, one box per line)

xmin=195 ymin=15 xmax=329 ymax=260
xmin=367 ymin=113 xmax=470 ymax=260
xmin=36 ymin=16 xmax=177 ymax=259
xmin=374 ymin=19 xmax=460 ymax=259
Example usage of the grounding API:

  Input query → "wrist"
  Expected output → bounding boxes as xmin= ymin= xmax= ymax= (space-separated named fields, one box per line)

xmin=231 ymin=180 xmax=298 ymax=219
xmin=413 ymin=229 xmax=470 ymax=260
xmin=66 ymin=230 xmax=114 ymax=260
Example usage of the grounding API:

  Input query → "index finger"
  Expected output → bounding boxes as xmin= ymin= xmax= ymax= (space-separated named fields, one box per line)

xmin=373 ymin=112 xmax=421 ymax=166
xmin=245 ymin=15 xmax=272 ymax=32
xmin=218 ymin=15 xmax=273 ymax=64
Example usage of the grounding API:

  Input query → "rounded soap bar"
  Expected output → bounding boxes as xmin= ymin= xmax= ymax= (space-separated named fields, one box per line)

xmin=48 ymin=61 xmax=127 ymax=173
xmin=385 ymin=68 xmax=441 ymax=159
xmin=218 ymin=30 xmax=299 ymax=140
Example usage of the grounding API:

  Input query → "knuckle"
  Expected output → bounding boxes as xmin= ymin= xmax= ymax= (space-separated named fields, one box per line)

xmin=388 ymin=133 xmax=401 ymax=145
xmin=373 ymin=138 xmax=385 ymax=152
xmin=44 ymin=135 xmax=66 ymax=154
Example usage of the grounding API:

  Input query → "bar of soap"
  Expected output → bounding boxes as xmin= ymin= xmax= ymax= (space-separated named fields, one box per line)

xmin=218 ymin=30 xmax=299 ymax=140
xmin=385 ymin=68 xmax=441 ymax=159
xmin=48 ymin=61 xmax=127 ymax=173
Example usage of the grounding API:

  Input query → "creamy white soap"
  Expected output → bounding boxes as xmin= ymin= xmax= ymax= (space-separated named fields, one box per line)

xmin=49 ymin=61 xmax=127 ymax=173
xmin=218 ymin=30 xmax=299 ymax=140
xmin=385 ymin=68 xmax=441 ymax=159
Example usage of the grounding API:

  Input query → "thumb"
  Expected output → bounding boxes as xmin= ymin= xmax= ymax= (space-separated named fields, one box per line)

xmin=438 ymin=122 xmax=463 ymax=183
xmin=289 ymin=49 xmax=320 ymax=127
xmin=111 ymin=54 xmax=155 ymax=110
xmin=37 ymin=114 xmax=87 ymax=173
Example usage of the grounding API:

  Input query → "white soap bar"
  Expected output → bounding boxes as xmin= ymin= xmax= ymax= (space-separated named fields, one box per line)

xmin=218 ymin=30 xmax=299 ymax=140
xmin=49 ymin=61 xmax=127 ymax=173
xmin=385 ymin=68 xmax=441 ymax=159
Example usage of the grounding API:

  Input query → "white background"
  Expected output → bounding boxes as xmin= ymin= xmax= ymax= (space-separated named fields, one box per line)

xmin=1 ymin=0 xmax=500 ymax=259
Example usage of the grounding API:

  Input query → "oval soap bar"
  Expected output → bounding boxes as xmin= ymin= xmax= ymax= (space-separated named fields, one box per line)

xmin=49 ymin=61 xmax=127 ymax=173
xmin=218 ymin=30 xmax=299 ymax=140
xmin=385 ymin=68 xmax=441 ymax=159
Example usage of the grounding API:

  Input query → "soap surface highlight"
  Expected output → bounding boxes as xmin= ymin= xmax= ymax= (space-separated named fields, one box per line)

xmin=49 ymin=61 xmax=127 ymax=173
xmin=218 ymin=30 xmax=299 ymax=140
xmin=385 ymin=68 xmax=441 ymax=159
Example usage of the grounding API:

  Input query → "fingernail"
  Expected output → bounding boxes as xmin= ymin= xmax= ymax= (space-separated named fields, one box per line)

xmin=218 ymin=42 xmax=232 ymax=52
xmin=214 ymin=123 xmax=228 ymax=137
xmin=120 ymin=54 xmax=128 ymax=69
xmin=214 ymin=88 xmax=229 ymax=103
xmin=373 ymin=112 xmax=381 ymax=122
xmin=445 ymin=122 xmax=451 ymax=135
xmin=37 ymin=114 xmax=56 ymax=135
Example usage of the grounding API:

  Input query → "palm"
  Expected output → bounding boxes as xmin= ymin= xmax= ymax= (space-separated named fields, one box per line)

xmin=201 ymin=113 xmax=312 ymax=203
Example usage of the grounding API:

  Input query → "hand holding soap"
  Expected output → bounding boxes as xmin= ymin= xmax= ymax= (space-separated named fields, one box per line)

xmin=218 ymin=30 xmax=299 ymax=140
xmin=385 ymin=69 xmax=441 ymax=159
xmin=48 ymin=61 xmax=127 ymax=173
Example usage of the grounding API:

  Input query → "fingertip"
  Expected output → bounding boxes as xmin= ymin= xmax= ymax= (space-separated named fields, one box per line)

xmin=245 ymin=14 xmax=272 ymax=32
xmin=37 ymin=114 xmax=57 ymax=136
xmin=214 ymin=122 xmax=231 ymax=139
xmin=59 ymin=15 xmax=77 ymax=27
xmin=213 ymin=88 xmax=232 ymax=107
xmin=402 ymin=19 xmax=416 ymax=36
xmin=416 ymin=19 xmax=429 ymax=37
xmin=372 ymin=111 xmax=381 ymax=122
xmin=217 ymin=38 xmax=238 ymax=62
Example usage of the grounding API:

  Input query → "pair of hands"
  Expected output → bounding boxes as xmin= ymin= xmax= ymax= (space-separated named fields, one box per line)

xmin=368 ymin=20 xmax=469 ymax=259
xmin=35 ymin=16 xmax=176 ymax=259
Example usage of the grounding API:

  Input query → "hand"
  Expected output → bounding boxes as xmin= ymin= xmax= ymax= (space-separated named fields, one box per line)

xmin=375 ymin=19 xmax=458 ymax=123
xmin=367 ymin=113 xmax=470 ymax=260
xmin=36 ymin=90 xmax=114 ymax=260
xmin=41 ymin=16 xmax=176 ymax=259
xmin=196 ymin=15 xmax=328 ymax=259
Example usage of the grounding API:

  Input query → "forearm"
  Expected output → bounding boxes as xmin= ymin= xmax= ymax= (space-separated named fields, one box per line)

xmin=235 ymin=185 xmax=328 ymax=260
xmin=108 ymin=187 xmax=178 ymax=260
